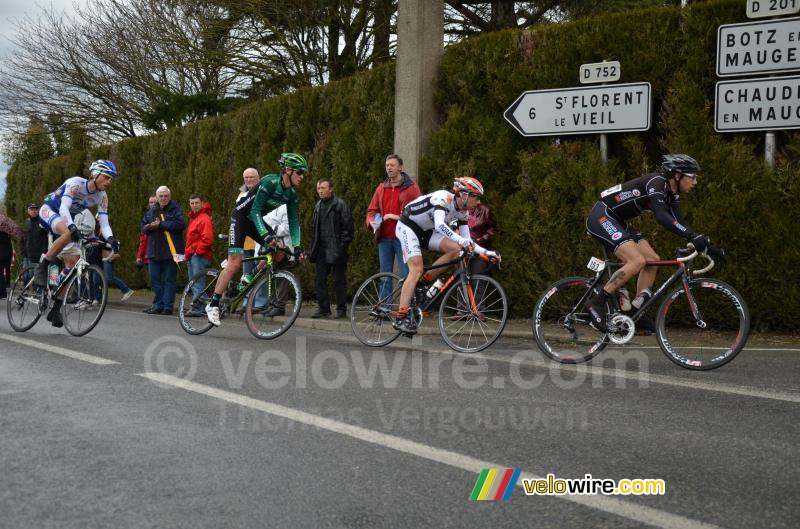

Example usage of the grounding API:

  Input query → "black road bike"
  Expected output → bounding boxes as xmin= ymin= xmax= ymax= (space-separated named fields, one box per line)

xmin=531 ymin=244 xmax=750 ymax=370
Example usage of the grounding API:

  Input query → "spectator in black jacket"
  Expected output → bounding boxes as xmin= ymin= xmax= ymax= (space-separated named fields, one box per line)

xmin=141 ymin=186 xmax=185 ymax=315
xmin=309 ymin=179 xmax=353 ymax=318
xmin=0 ymin=230 xmax=13 ymax=299
xmin=22 ymin=203 xmax=48 ymax=270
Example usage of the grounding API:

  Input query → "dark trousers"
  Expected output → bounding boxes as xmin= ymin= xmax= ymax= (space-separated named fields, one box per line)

xmin=148 ymin=259 xmax=178 ymax=310
xmin=314 ymin=261 xmax=347 ymax=313
xmin=0 ymin=258 xmax=11 ymax=297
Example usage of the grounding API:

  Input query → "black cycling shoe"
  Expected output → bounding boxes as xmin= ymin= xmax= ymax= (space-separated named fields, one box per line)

xmin=635 ymin=314 xmax=656 ymax=336
xmin=392 ymin=316 xmax=418 ymax=335
xmin=46 ymin=301 xmax=64 ymax=328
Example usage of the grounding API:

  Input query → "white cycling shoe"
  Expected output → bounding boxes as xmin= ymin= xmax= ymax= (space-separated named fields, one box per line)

xmin=205 ymin=304 xmax=221 ymax=326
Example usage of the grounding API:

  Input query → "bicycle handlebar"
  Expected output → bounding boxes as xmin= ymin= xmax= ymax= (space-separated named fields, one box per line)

xmin=677 ymin=243 xmax=715 ymax=275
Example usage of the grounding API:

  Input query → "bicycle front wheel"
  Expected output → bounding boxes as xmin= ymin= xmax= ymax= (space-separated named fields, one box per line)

xmin=6 ymin=265 xmax=42 ymax=332
xmin=62 ymin=264 xmax=107 ymax=337
xmin=178 ymin=269 xmax=219 ymax=335
xmin=532 ymin=277 xmax=608 ymax=363
xmin=349 ymin=272 xmax=402 ymax=347
xmin=245 ymin=270 xmax=302 ymax=339
xmin=438 ymin=274 xmax=508 ymax=353
xmin=656 ymin=278 xmax=750 ymax=370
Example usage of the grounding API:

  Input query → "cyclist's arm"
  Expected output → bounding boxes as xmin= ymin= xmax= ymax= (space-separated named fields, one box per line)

xmin=96 ymin=192 xmax=113 ymax=239
xmin=58 ymin=191 xmax=76 ymax=228
xmin=434 ymin=209 xmax=469 ymax=246
xmin=650 ymin=194 xmax=696 ymax=239
xmin=249 ymin=178 xmax=277 ymax=237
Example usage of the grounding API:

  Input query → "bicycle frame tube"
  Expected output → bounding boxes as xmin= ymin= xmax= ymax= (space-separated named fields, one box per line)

xmin=600 ymin=259 xmax=691 ymax=322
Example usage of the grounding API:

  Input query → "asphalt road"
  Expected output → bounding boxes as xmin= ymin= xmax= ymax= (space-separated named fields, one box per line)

xmin=1 ymin=304 xmax=798 ymax=529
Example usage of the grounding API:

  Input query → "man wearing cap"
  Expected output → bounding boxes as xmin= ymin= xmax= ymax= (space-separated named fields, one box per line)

xmin=21 ymin=203 xmax=49 ymax=277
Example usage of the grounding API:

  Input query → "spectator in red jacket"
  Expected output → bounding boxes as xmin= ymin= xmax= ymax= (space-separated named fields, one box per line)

xmin=366 ymin=154 xmax=421 ymax=290
xmin=184 ymin=194 xmax=214 ymax=316
xmin=137 ymin=196 xmax=157 ymax=269
xmin=138 ymin=196 xmax=157 ymax=309
xmin=468 ymin=199 xmax=498 ymax=276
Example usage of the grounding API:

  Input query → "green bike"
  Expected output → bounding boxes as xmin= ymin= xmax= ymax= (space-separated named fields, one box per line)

xmin=178 ymin=246 xmax=302 ymax=339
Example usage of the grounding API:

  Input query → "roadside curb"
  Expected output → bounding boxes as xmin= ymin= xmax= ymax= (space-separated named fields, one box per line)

xmin=105 ymin=293 xmax=535 ymax=339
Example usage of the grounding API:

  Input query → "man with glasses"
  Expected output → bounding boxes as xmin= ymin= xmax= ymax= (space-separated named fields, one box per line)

xmin=205 ymin=153 xmax=307 ymax=326
xmin=584 ymin=154 xmax=724 ymax=334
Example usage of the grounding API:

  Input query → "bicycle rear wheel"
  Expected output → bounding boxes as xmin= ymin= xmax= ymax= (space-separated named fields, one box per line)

xmin=438 ymin=274 xmax=508 ymax=353
xmin=62 ymin=264 xmax=107 ymax=336
xmin=350 ymin=272 xmax=402 ymax=347
xmin=245 ymin=270 xmax=302 ymax=339
xmin=178 ymin=269 xmax=219 ymax=335
xmin=532 ymin=277 xmax=609 ymax=363
xmin=656 ymin=278 xmax=750 ymax=370
xmin=6 ymin=265 xmax=42 ymax=332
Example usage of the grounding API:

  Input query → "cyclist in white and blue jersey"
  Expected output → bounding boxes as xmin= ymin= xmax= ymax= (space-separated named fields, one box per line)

xmin=33 ymin=160 xmax=119 ymax=326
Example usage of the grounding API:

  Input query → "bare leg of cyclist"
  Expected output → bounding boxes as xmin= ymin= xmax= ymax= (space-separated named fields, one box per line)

xmin=205 ymin=253 xmax=243 ymax=326
xmin=634 ymin=239 xmax=659 ymax=295
xmin=586 ymin=241 xmax=646 ymax=331
xmin=632 ymin=239 xmax=659 ymax=334
xmin=34 ymin=222 xmax=72 ymax=286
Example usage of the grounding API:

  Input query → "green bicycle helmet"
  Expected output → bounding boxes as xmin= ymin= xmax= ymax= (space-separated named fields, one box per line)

xmin=278 ymin=152 xmax=308 ymax=172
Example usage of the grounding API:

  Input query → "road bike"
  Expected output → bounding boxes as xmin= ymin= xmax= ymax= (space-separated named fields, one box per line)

xmin=7 ymin=237 xmax=112 ymax=336
xmin=350 ymin=251 xmax=507 ymax=353
xmin=178 ymin=242 xmax=302 ymax=340
xmin=531 ymin=244 xmax=750 ymax=370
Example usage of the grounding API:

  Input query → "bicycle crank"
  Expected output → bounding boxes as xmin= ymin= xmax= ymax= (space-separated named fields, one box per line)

xmin=607 ymin=314 xmax=635 ymax=345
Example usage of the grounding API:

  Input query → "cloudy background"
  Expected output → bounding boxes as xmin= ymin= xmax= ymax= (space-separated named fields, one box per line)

xmin=0 ymin=0 xmax=87 ymax=199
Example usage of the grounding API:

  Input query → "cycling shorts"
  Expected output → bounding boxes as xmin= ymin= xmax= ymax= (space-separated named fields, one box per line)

xmin=585 ymin=201 xmax=642 ymax=253
xmin=396 ymin=221 xmax=451 ymax=262
xmin=228 ymin=210 xmax=262 ymax=255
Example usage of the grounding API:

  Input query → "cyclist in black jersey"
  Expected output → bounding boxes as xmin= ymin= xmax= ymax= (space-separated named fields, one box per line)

xmin=584 ymin=154 xmax=724 ymax=333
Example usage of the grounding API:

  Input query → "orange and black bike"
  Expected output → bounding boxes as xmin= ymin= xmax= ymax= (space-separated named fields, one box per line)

xmin=350 ymin=251 xmax=507 ymax=353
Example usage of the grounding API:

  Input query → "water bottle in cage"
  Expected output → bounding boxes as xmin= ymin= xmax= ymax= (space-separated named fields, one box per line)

xmin=48 ymin=264 xmax=60 ymax=287
xmin=617 ymin=288 xmax=632 ymax=311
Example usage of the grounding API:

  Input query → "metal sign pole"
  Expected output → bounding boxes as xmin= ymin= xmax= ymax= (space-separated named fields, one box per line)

xmin=765 ymin=131 xmax=776 ymax=167
xmin=599 ymin=133 xmax=608 ymax=163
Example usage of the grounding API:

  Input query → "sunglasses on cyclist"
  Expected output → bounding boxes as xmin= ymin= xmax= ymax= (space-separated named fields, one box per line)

xmin=682 ymin=173 xmax=697 ymax=181
xmin=291 ymin=168 xmax=305 ymax=176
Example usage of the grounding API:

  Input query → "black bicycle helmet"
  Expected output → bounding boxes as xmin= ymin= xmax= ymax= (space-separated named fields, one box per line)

xmin=661 ymin=154 xmax=700 ymax=176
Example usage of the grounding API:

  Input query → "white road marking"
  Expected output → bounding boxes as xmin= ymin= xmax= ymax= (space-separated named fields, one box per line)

xmin=0 ymin=332 xmax=118 ymax=365
xmin=139 ymin=372 xmax=722 ymax=529
xmin=108 ymin=307 xmax=800 ymax=402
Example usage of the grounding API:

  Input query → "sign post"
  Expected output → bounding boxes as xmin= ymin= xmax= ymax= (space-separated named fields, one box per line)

xmin=578 ymin=61 xmax=622 ymax=162
xmin=716 ymin=15 xmax=800 ymax=167
xmin=504 ymin=82 xmax=650 ymax=137
xmin=746 ymin=0 xmax=799 ymax=19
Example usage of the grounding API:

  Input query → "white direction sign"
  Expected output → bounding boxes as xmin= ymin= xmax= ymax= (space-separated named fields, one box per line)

xmin=716 ymin=17 xmax=800 ymax=77
xmin=747 ymin=0 xmax=800 ymax=19
xmin=579 ymin=61 xmax=621 ymax=84
xmin=504 ymin=82 xmax=651 ymax=137
xmin=715 ymin=75 xmax=800 ymax=132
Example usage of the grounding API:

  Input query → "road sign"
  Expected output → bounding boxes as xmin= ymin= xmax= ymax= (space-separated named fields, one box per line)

xmin=715 ymin=75 xmax=800 ymax=132
xmin=503 ymin=83 xmax=651 ymax=137
xmin=747 ymin=0 xmax=799 ymax=19
xmin=579 ymin=61 xmax=621 ymax=84
xmin=716 ymin=17 xmax=800 ymax=77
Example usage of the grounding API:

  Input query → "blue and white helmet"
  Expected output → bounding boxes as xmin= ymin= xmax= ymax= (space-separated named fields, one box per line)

xmin=89 ymin=159 xmax=118 ymax=179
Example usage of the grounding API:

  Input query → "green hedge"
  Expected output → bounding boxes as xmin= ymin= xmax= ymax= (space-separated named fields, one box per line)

xmin=7 ymin=0 xmax=798 ymax=330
